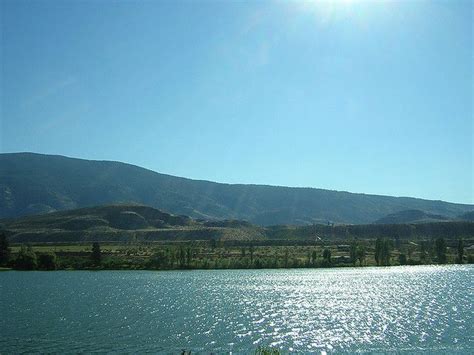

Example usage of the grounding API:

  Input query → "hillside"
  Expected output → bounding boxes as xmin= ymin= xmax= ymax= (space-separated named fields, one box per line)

xmin=459 ymin=211 xmax=474 ymax=221
xmin=2 ymin=204 xmax=474 ymax=244
xmin=0 ymin=204 xmax=265 ymax=243
xmin=1 ymin=152 xmax=472 ymax=225
xmin=0 ymin=204 xmax=194 ymax=231
xmin=374 ymin=209 xmax=453 ymax=224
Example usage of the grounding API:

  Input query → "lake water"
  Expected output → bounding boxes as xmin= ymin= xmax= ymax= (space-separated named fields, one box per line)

xmin=0 ymin=266 xmax=472 ymax=353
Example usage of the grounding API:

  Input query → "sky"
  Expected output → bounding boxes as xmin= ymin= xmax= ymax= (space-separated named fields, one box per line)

xmin=1 ymin=0 xmax=472 ymax=204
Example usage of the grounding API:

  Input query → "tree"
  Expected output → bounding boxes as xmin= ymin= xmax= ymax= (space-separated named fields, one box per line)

xmin=356 ymin=245 xmax=366 ymax=266
xmin=255 ymin=345 xmax=280 ymax=355
xmin=15 ymin=245 xmax=37 ymax=270
xmin=375 ymin=238 xmax=383 ymax=266
xmin=456 ymin=239 xmax=464 ymax=264
xmin=91 ymin=242 xmax=102 ymax=266
xmin=37 ymin=252 xmax=58 ymax=270
xmin=407 ymin=243 xmax=415 ymax=263
xmin=435 ymin=237 xmax=447 ymax=264
xmin=185 ymin=247 xmax=192 ymax=267
xmin=149 ymin=249 xmax=170 ymax=269
xmin=283 ymin=248 xmax=289 ymax=268
xmin=311 ymin=250 xmax=317 ymax=267
xmin=0 ymin=232 xmax=11 ymax=266
xmin=375 ymin=238 xmax=391 ymax=266
xmin=419 ymin=241 xmax=429 ymax=264
xmin=322 ymin=248 xmax=331 ymax=267
xmin=381 ymin=239 xmax=391 ymax=266
xmin=168 ymin=248 xmax=176 ymax=268
xmin=350 ymin=239 xmax=357 ymax=266
xmin=399 ymin=253 xmax=407 ymax=265
xmin=178 ymin=246 xmax=186 ymax=268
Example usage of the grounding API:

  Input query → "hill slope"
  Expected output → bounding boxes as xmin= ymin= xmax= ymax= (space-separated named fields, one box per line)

xmin=2 ymin=204 xmax=473 ymax=244
xmin=459 ymin=211 xmax=474 ymax=221
xmin=374 ymin=209 xmax=453 ymax=224
xmin=0 ymin=204 xmax=265 ymax=243
xmin=0 ymin=204 xmax=194 ymax=231
xmin=1 ymin=152 xmax=472 ymax=225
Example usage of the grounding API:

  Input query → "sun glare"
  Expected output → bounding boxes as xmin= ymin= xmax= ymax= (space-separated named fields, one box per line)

xmin=293 ymin=0 xmax=382 ymax=28
xmin=297 ymin=0 xmax=357 ymax=25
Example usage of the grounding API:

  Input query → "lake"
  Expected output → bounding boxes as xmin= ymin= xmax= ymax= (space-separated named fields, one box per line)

xmin=0 ymin=265 xmax=472 ymax=353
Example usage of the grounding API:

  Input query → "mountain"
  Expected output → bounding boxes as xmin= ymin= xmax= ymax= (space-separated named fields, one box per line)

xmin=374 ymin=209 xmax=453 ymax=224
xmin=1 ymin=152 xmax=472 ymax=225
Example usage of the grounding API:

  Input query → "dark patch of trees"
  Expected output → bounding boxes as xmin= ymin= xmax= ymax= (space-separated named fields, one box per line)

xmin=375 ymin=238 xmax=392 ymax=266
xmin=399 ymin=253 xmax=407 ymax=265
xmin=349 ymin=239 xmax=366 ymax=266
xmin=435 ymin=237 xmax=447 ymax=264
xmin=322 ymin=248 xmax=332 ymax=267
xmin=419 ymin=240 xmax=431 ymax=264
xmin=456 ymin=239 xmax=464 ymax=264
xmin=37 ymin=252 xmax=58 ymax=270
xmin=0 ymin=232 xmax=11 ymax=266
xmin=14 ymin=245 xmax=38 ymax=270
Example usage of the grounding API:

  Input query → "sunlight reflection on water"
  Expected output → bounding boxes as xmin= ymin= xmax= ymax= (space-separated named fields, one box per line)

xmin=1 ymin=265 xmax=473 ymax=353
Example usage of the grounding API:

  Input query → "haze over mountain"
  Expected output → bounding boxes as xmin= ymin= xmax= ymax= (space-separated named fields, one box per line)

xmin=0 ymin=153 xmax=472 ymax=225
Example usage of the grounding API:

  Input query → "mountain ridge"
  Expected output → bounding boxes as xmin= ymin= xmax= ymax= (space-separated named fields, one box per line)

xmin=0 ymin=152 xmax=472 ymax=225
xmin=3 ymin=151 xmax=465 ymax=202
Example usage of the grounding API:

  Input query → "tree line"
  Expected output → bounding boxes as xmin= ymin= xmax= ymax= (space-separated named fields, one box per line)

xmin=0 ymin=232 xmax=471 ymax=270
xmin=0 ymin=234 xmax=103 ymax=270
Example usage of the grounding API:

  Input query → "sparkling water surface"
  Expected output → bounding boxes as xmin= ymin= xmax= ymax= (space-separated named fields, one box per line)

xmin=1 ymin=265 xmax=472 ymax=353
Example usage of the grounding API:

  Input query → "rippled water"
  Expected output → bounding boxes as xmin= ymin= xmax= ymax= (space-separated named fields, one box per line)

xmin=1 ymin=266 xmax=473 ymax=353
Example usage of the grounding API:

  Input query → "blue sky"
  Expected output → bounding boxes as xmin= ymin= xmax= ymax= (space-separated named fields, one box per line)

xmin=1 ymin=0 xmax=472 ymax=204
